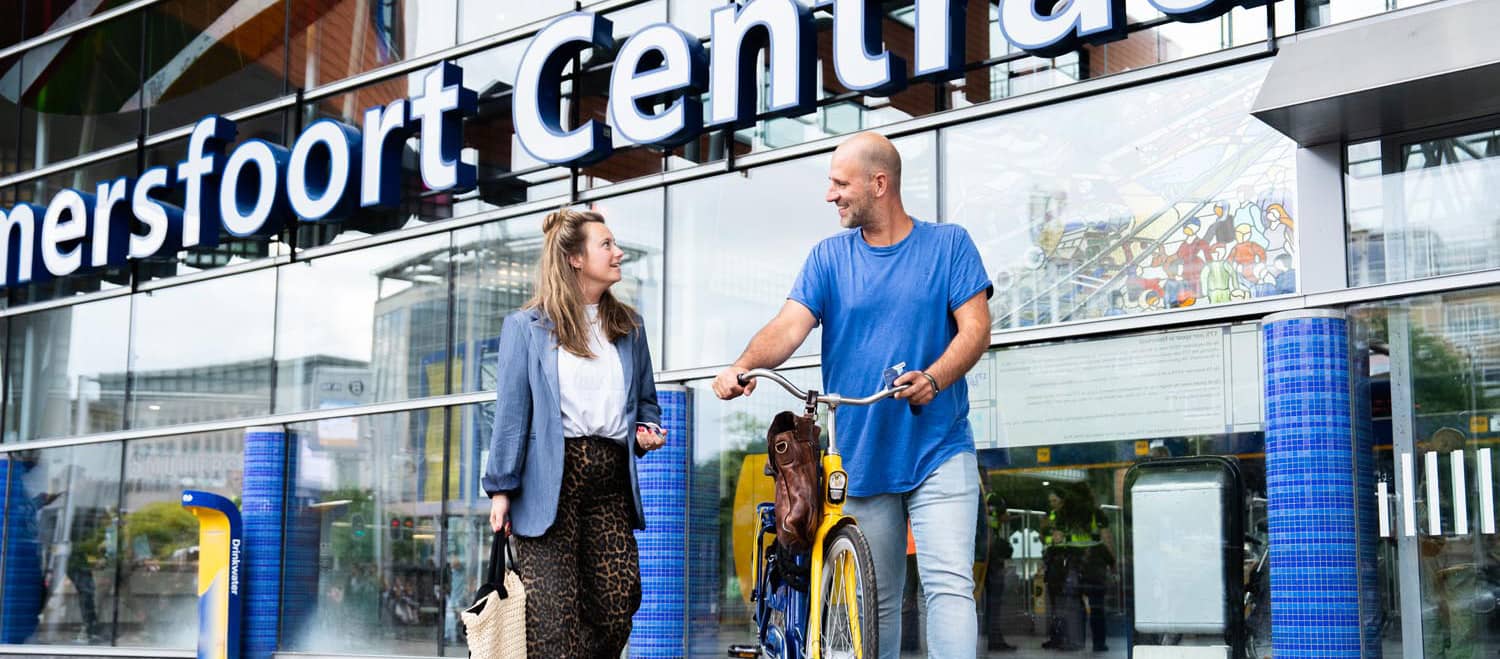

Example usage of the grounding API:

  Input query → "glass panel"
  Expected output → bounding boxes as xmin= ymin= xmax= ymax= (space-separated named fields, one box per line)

xmin=688 ymin=323 xmax=1266 ymax=656
xmin=0 ymin=54 xmax=23 ymax=179
xmin=1300 ymin=0 xmax=1441 ymax=29
xmin=141 ymin=0 xmax=290 ymax=136
xmin=1349 ymin=288 xmax=1500 ymax=656
xmin=0 ymin=443 xmax=123 ymax=646
xmin=280 ymin=409 xmax=449 ymax=655
xmin=664 ymin=133 xmax=936 ymax=370
xmin=290 ymin=0 xmax=457 ymax=93
xmin=3 ymin=1 xmax=134 ymax=50
xmin=140 ymin=112 xmax=292 ymax=282
xmin=15 ymin=11 xmax=142 ymax=170
xmin=458 ymin=1 xmax=574 ymax=42
xmin=1346 ymin=126 xmax=1500 ymax=287
xmin=944 ymin=60 xmax=1297 ymax=330
xmin=128 ymin=269 xmax=276 ymax=429
xmin=9 ymin=154 xmax=137 ymax=306
xmin=116 ymin=431 xmax=243 ymax=649
xmin=453 ymin=190 xmax=665 ymax=391
xmin=6 ymin=297 xmax=130 ymax=443
xmin=274 ymin=233 xmax=451 ymax=414
xmin=444 ymin=402 xmax=488 ymax=657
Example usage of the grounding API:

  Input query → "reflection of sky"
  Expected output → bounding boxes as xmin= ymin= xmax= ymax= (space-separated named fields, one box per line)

xmin=130 ymin=269 xmax=277 ymax=371
xmin=277 ymin=233 xmax=451 ymax=363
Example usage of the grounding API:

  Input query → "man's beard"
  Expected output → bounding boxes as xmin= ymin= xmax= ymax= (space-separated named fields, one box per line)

xmin=839 ymin=205 xmax=867 ymax=229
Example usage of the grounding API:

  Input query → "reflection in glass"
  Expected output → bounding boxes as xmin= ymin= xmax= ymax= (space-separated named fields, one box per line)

xmin=0 ymin=443 xmax=123 ymax=646
xmin=1347 ymin=126 xmax=1500 ymax=287
xmin=141 ymin=0 xmax=290 ymax=135
xmin=275 ymin=234 xmax=451 ymax=413
xmin=458 ymin=1 xmax=575 ymax=42
xmin=446 ymin=402 xmax=492 ymax=656
xmin=6 ymin=298 xmax=129 ymax=443
xmin=454 ymin=194 xmax=663 ymax=393
xmin=664 ymin=134 xmax=934 ymax=369
xmin=943 ymin=61 xmax=1297 ymax=330
xmin=16 ymin=14 xmax=142 ymax=170
xmin=1349 ymin=288 xmax=1500 ymax=655
xmin=116 ymin=432 xmax=243 ymax=649
xmin=281 ymin=410 xmax=449 ymax=656
xmin=128 ymin=269 xmax=276 ymax=429
xmin=292 ymin=0 xmax=457 ymax=93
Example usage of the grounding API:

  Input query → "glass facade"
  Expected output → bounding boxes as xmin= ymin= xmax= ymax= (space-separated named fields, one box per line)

xmin=0 ymin=1 xmax=1482 ymax=658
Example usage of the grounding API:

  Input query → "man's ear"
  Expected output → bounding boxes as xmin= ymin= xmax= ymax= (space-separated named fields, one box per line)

xmin=873 ymin=172 xmax=889 ymax=197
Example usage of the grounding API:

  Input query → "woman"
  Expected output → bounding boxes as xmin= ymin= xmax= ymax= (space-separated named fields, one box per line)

xmin=482 ymin=207 xmax=665 ymax=659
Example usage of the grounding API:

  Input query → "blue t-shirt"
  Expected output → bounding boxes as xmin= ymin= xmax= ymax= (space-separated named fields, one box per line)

xmin=789 ymin=219 xmax=992 ymax=497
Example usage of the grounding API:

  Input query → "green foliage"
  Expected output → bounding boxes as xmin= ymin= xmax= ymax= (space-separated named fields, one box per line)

xmin=123 ymin=501 xmax=198 ymax=560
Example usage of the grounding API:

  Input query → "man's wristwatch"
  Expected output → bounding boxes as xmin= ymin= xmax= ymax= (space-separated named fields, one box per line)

xmin=920 ymin=371 xmax=941 ymax=394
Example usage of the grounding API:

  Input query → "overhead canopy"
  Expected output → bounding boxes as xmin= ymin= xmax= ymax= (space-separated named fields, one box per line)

xmin=1251 ymin=0 xmax=1500 ymax=146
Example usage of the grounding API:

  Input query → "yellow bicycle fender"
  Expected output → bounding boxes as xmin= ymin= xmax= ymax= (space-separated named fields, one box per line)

xmin=809 ymin=453 xmax=856 ymax=659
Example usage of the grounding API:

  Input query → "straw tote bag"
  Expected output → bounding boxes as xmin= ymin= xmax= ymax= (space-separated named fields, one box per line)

xmin=463 ymin=532 xmax=527 ymax=659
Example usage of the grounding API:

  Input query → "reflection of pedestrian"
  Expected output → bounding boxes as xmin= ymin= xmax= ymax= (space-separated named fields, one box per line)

xmin=65 ymin=533 xmax=103 ymax=642
xmin=985 ymin=491 xmax=1017 ymax=652
xmin=1040 ymin=486 xmax=1114 ymax=652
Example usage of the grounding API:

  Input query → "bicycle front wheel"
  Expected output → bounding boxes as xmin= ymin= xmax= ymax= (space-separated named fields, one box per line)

xmin=819 ymin=524 xmax=878 ymax=659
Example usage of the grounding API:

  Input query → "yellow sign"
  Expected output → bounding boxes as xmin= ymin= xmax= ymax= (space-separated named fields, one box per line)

xmin=731 ymin=455 xmax=777 ymax=604
xmin=1135 ymin=441 xmax=1150 ymax=456
xmin=1472 ymin=416 xmax=1490 ymax=434
xmin=1037 ymin=448 xmax=1051 ymax=463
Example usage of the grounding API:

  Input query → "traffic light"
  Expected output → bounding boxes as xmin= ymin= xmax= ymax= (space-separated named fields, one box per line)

xmin=390 ymin=517 xmax=401 ymax=539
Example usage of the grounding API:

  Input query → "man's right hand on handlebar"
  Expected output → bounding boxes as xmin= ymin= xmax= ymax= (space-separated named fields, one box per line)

xmin=712 ymin=365 xmax=758 ymax=400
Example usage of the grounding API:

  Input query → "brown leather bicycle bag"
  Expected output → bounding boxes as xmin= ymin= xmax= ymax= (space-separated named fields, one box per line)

xmin=764 ymin=411 xmax=822 ymax=552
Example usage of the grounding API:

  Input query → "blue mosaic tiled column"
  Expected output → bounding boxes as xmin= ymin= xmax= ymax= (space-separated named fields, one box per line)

xmin=1264 ymin=310 xmax=1362 ymax=659
xmin=631 ymin=386 xmax=690 ymax=658
xmin=0 ymin=458 xmax=42 ymax=644
xmin=242 ymin=427 xmax=291 ymax=659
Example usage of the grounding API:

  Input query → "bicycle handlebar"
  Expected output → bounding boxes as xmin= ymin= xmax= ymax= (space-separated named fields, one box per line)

xmin=736 ymin=368 xmax=909 ymax=407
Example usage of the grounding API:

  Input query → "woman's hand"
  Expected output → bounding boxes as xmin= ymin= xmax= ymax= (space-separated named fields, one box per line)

xmin=636 ymin=424 xmax=667 ymax=452
xmin=489 ymin=494 xmax=511 ymax=535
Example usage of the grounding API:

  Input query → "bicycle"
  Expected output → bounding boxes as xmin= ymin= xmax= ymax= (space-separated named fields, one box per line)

xmin=727 ymin=368 xmax=907 ymax=659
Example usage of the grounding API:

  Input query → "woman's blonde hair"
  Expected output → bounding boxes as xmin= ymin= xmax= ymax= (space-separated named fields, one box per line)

xmin=525 ymin=207 xmax=639 ymax=358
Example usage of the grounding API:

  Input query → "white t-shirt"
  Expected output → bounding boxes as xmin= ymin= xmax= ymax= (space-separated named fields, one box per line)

xmin=557 ymin=304 xmax=629 ymax=441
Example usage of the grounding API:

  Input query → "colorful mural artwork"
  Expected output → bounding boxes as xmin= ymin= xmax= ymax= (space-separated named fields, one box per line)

xmin=945 ymin=62 xmax=1298 ymax=330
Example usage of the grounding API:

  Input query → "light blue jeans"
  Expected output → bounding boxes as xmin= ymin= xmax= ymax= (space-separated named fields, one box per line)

xmin=843 ymin=451 xmax=979 ymax=659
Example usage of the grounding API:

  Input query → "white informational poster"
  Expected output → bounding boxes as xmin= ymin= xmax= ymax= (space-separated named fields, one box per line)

xmin=990 ymin=327 xmax=1238 ymax=447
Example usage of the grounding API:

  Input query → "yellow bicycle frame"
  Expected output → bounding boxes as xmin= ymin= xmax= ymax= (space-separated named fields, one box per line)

xmin=805 ymin=452 xmax=864 ymax=659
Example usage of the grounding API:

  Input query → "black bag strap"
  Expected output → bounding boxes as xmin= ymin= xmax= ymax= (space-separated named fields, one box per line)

xmin=484 ymin=531 xmax=512 ymax=598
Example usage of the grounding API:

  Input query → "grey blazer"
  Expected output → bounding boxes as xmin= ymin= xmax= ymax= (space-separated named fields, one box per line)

xmin=481 ymin=307 xmax=662 ymax=537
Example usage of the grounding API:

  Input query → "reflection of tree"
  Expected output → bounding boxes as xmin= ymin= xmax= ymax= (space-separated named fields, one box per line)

xmin=326 ymin=488 xmax=377 ymax=567
xmin=123 ymin=502 xmax=197 ymax=561
xmin=1367 ymin=314 xmax=1491 ymax=415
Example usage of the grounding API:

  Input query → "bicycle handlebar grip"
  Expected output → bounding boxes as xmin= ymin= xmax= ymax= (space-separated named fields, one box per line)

xmin=736 ymin=373 xmax=751 ymax=386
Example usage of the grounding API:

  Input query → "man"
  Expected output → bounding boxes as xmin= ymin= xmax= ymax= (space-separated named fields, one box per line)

xmin=713 ymin=132 xmax=992 ymax=659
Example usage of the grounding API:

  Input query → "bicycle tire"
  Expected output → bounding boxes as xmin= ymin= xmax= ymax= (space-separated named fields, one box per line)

xmin=819 ymin=524 xmax=879 ymax=659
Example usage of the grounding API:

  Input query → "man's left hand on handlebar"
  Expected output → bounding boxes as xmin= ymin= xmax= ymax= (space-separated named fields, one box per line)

xmin=892 ymin=370 xmax=940 ymax=406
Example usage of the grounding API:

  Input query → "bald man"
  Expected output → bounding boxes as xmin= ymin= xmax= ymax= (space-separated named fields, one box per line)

xmin=714 ymin=132 xmax=993 ymax=659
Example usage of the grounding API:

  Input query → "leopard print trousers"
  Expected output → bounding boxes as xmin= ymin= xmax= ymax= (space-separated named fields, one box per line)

xmin=514 ymin=436 xmax=641 ymax=659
